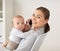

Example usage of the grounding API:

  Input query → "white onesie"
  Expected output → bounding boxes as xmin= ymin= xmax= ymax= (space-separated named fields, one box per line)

xmin=9 ymin=28 xmax=29 ymax=44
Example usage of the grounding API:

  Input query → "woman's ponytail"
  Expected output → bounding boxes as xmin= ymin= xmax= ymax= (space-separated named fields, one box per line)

xmin=44 ymin=23 xmax=50 ymax=33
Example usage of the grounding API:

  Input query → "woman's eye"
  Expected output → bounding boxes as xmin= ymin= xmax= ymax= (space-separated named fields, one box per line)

xmin=37 ymin=16 xmax=40 ymax=18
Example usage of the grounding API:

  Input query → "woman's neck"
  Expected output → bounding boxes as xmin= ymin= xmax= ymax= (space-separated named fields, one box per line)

xmin=34 ymin=27 xmax=44 ymax=31
xmin=34 ymin=27 xmax=41 ymax=31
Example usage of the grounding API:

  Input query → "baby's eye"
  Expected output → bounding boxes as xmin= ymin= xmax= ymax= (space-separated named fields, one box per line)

xmin=21 ymin=23 xmax=24 ymax=24
xmin=17 ymin=22 xmax=19 ymax=24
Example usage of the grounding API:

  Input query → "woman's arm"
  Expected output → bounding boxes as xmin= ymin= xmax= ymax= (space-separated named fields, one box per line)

xmin=31 ymin=34 xmax=47 ymax=51
xmin=16 ymin=33 xmax=37 ymax=51
xmin=15 ymin=34 xmax=46 ymax=51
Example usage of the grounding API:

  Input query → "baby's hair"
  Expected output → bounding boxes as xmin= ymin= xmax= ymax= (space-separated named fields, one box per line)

xmin=13 ymin=15 xmax=23 ymax=19
xmin=12 ymin=15 xmax=24 ymax=24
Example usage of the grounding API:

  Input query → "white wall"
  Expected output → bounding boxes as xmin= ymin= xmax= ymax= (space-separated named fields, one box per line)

xmin=4 ymin=0 xmax=14 ymax=40
xmin=0 ymin=0 xmax=2 ymax=10
xmin=14 ymin=0 xmax=60 ymax=51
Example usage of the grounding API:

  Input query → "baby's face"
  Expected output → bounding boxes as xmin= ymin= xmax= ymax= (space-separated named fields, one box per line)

xmin=13 ymin=17 xmax=24 ymax=31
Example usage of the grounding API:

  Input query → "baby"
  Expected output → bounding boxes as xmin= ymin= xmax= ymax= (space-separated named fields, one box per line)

xmin=2 ymin=15 xmax=31 ymax=51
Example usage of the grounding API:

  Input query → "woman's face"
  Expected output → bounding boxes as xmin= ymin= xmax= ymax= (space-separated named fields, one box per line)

xmin=31 ymin=10 xmax=48 ymax=28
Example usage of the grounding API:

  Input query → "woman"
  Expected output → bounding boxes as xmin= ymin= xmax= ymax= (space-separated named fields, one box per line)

xmin=15 ymin=6 xmax=50 ymax=51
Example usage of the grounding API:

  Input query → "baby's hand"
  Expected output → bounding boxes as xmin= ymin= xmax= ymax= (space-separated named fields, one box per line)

xmin=23 ymin=19 xmax=32 ymax=32
xmin=26 ymin=19 xmax=32 ymax=26
xmin=23 ymin=24 xmax=29 ymax=32
xmin=2 ymin=41 xmax=8 ymax=48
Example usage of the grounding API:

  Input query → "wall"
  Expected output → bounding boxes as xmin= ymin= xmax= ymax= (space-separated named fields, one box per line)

xmin=0 ymin=0 xmax=3 ymax=42
xmin=4 ymin=0 xmax=14 ymax=40
xmin=14 ymin=0 xmax=60 ymax=51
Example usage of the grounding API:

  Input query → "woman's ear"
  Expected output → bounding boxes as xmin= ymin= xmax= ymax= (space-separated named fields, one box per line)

xmin=45 ymin=19 xmax=48 ymax=24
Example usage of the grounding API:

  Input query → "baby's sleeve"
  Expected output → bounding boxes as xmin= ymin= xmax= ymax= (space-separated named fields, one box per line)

xmin=14 ymin=31 xmax=30 ymax=38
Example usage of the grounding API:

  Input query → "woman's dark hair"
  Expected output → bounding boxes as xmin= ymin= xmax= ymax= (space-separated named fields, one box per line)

xmin=36 ymin=7 xmax=50 ymax=33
